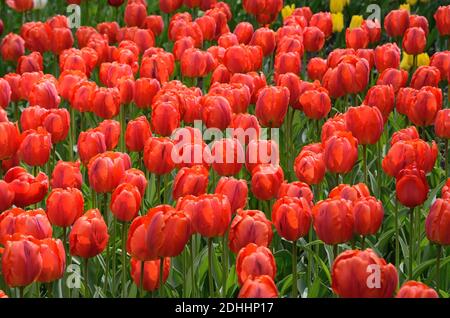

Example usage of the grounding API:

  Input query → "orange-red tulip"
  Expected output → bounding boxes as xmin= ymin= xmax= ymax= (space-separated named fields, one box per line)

xmin=332 ymin=249 xmax=398 ymax=298
xmin=151 ymin=102 xmax=181 ymax=136
xmin=425 ymin=198 xmax=450 ymax=246
xmin=255 ymin=86 xmax=289 ymax=128
xmin=363 ymin=85 xmax=395 ymax=121
xmin=407 ymin=86 xmax=442 ymax=127
xmin=345 ymin=27 xmax=369 ymax=50
xmin=28 ymin=79 xmax=61 ymax=109
xmin=352 ymin=197 xmax=384 ymax=236
xmin=124 ymin=2 xmax=147 ymax=28
xmin=69 ymin=209 xmax=109 ymax=258
xmin=434 ymin=5 xmax=450 ymax=36
xmin=377 ymin=68 xmax=408 ymax=92
xmin=402 ymin=27 xmax=426 ymax=55
xmin=88 ymin=152 xmax=131 ymax=193
xmin=300 ymin=88 xmax=332 ymax=120
xmin=133 ymin=78 xmax=160 ymax=110
xmin=430 ymin=51 xmax=450 ymax=82
xmin=272 ymin=196 xmax=311 ymax=242
xmin=251 ymin=164 xmax=284 ymax=201
xmin=396 ymin=281 xmax=439 ymax=298
xmin=0 ymin=180 xmax=14 ymax=212
xmin=307 ymin=57 xmax=327 ymax=81
xmin=0 ymin=121 xmax=20 ymax=161
xmin=201 ymin=95 xmax=232 ymax=130
xmin=4 ymin=167 xmax=49 ymax=208
xmin=233 ymin=22 xmax=254 ymax=44
xmin=17 ymin=52 xmax=43 ymax=74
xmin=172 ymin=165 xmax=209 ymax=200
xmin=125 ymin=116 xmax=152 ymax=152
xmin=323 ymin=131 xmax=358 ymax=174
xmin=435 ymin=109 xmax=450 ymax=139
xmin=236 ymin=243 xmax=276 ymax=285
xmin=160 ymin=0 xmax=183 ymax=13
xmin=77 ymin=129 xmax=107 ymax=165
xmin=37 ymin=238 xmax=66 ymax=283
xmin=328 ymin=183 xmax=371 ymax=202
xmin=345 ymin=105 xmax=384 ymax=145
xmin=309 ymin=12 xmax=332 ymax=38
xmin=110 ymin=183 xmax=141 ymax=222
xmin=96 ymin=119 xmax=120 ymax=151
xmin=41 ymin=109 xmax=70 ymax=144
xmin=396 ymin=166 xmax=429 ymax=208
xmin=374 ymin=43 xmax=400 ymax=72
xmin=0 ymin=33 xmax=25 ymax=62
xmin=92 ymin=87 xmax=121 ymax=119
xmin=410 ymin=66 xmax=441 ymax=89
xmin=238 ymin=275 xmax=278 ymax=298
xmin=143 ymin=137 xmax=175 ymax=175
xmin=211 ymin=138 xmax=244 ymax=176
xmin=46 ymin=188 xmax=84 ymax=228
xmin=130 ymin=258 xmax=170 ymax=291
xmin=384 ymin=9 xmax=409 ymax=38
xmin=18 ymin=128 xmax=52 ymax=167
xmin=215 ymin=177 xmax=248 ymax=213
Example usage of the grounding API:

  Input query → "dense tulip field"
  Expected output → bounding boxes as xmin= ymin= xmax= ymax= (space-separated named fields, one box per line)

xmin=0 ymin=0 xmax=449 ymax=300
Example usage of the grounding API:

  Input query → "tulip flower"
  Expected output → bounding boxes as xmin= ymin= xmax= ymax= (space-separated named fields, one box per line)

xmin=37 ymin=238 xmax=66 ymax=283
xmin=403 ymin=27 xmax=426 ymax=56
xmin=238 ymin=275 xmax=278 ymax=298
xmin=374 ymin=43 xmax=401 ymax=72
xmin=323 ymin=131 xmax=359 ymax=174
xmin=410 ymin=66 xmax=441 ymax=89
xmin=331 ymin=249 xmax=398 ymax=298
xmin=255 ymin=86 xmax=290 ymax=128
xmin=234 ymin=22 xmax=254 ymax=44
xmin=143 ymin=137 xmax=176 ymax=176
xmin=434 ymin=5 xmax=450 ymax=36
xmin=377 ymin=68 xmax=409 ymax=92
xmin=277 ymin=181 xmax=314 ymax=204
xmin=384 ymin=9 xmax=409 ymax=38
xmin=201 ymin=95 xmax=232 ymax=130
xmin=88 ymin=152 xmax=131 ymax=194
xmin=236 ymin=243 xmax=276 ymax=285
xmin=396 ymin=281 xmax=439 ymax=298
xmin=0 ymin=121 xmax=20 ymax=161
xmin=299 ymin=88 xmax=332 ymax=120
xmin=251 ymin=164 xmax=284 ymax=201
xmin=0 ymin=33 xmax=25 ymax=62
xmin=0 ymin=181 xmax=15 ymax=212
xmin=172 ymin=165 xmax=209 ymax=199
xmin=46 ymin=188 xmax=84 ymax=228
xmin=214 ymin=177 xmax=248 ymax=213
xmin=77 ymin=129 xmax=107 ymax=165
xmin=363 ymin=85 xmax=395 ymax=121
xmin=130 ymin=258 xmax=170 ymax=292
xmin=228 ymin=209 xmax=273 ymax=254
xmin=211 ymin=138 xmax=244 ymax=176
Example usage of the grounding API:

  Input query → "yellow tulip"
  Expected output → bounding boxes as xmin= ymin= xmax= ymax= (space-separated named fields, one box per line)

xmin=406 ymin=0 xmax=417 ymax=5
xmin=281 ymin=4 xmax=295 ymax=20
xmin=330 ymin=0 xmax=346 ymax=13
xmin=332 ymin=13 xmax=344 ymax=33
xmin=401 ymin=52 xmax=430 ymax=70
xmin=399 ymin=3 xmax=410 ymax=11
xmin=349 ymin=15 xmax=364 ymax=29
xmin=417 ymin=53 xmax=430 ymax=66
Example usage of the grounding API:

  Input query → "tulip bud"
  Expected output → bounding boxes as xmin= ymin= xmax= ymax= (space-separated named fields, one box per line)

xmin=46 ymin=188 xmax=84 ymax=228
xmin=396 ymin=281 xmax=439 ymax=298
xmin=236 ymin=243 xmax=276 ymax=286
xmin=238 ymin=275 xmax=278 ymax=298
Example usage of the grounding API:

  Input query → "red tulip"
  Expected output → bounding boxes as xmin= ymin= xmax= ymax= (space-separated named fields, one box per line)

xmin=143 ymin=137 xmax=175 ymax=175
xmin=410 ymin=66 xmax=441 ymax=89
xmin=20 ymin=22 xmax=52 ymax=53
xmin=215 ymin=177 xmax=248 ymax=213
xmin=46 ymin=188 xmax=84 ymax=228
xmin=223 ymin=45 xmax=263 ymax=74
xmin=69 ymin=209 xmax=109 ymax=259
xmin=130 ymin=258 xmax=170 ymax=292
xmin=345 ymin=105 xmax=384 ymax=145
xmin=384 ymin=9 xmax=409 ymax=38
xmin=352 ymin=197 xmax=384 ymax=236
xmin=323 ymin=131 xmax=358 ymax=174
xmin=209 ymin=82 xmax=251 ymax=114
xmin=28 ymin=79 xmax=61 ymax=109
xmin=321 ymin=114 xmax=347 ymax=143
xmin=300 ymin=88 xmax=332 ymax=120
xmin=396 ymin=281 xmax=439 ymax=298
xmin=346 ymin=27 xmax=369 ymax=50
xmin=332 ymin=249 xmax=398 ymax=298
xmin=121 ymin=168 xmax=148 ymax=198
xmin=377 ymin=68 xmax=408 ymax=92
xmin=41 ymin=108 xmax=70 ymax=144
xmin=37 ymin=238 xmax=66 ymax=283
xmin=309 ymin=12 xmax=332 ymax=38
xmin=407 ymin=86 xmax=442 ymax=127
xmin=125 ymin=116 xmax=152 ymax=152
xmin=238 ymin=275 xmax=278 ymax=298
xmin=211 ymin=138 xmax=244 ymax=176
xmin=229 ymin=209 xmax=273 ymax=254
xmin=409 ymin=15 xmax=429 ymax=35
xmin=236 ymin=243 xmax=276 ymax=285
xmin=77 ymin=129 xmax=107 ymax=165
xmin=396 ymin=166 xmax=429 ymax=208
xmin=6 ymin=0 xmax=33 ymax=12
xmin=435 ymin=109 xmax=450 ymax=139
xmin=328 ymin=183 xmax=371 ymax=202
xmin=0 ymin=181 xmax=15 ymax=212
xmin=160 ymin=0 xmax=183 ymax=13
xmin=88 ymin=151 xmax=131 ymax=194
xmin=250 ymin=164 xmax=284 ymax=201
xmin=17 ymin=52 xmax=43 ymax=74
xmin=18 ymin=128 xmax=52 ymax=167
xmin=151 ymin=102 xmax=180 ymax=136
xmin=4 ymin=167 xmax=49 ymax=208
xmin=434 ymin=5 xmax=450 ymax=36
xmin=143 ymin=15 xmax=164 ymax=37
xmin=374 ymin=43 xmax=400 ymax=72
xmin=127 ymin=205 xmax=191 ymax=260
xmin=363 ymin=85 xmax=395 ymax=121
xmin=234 ymin=22 xmax=254 ymax=44
xmin=245 ymin=139 xmax=279 ymax=174
xmin=0 ymin=121 xmax=20 ymax=161
xmin=0 ymin=33 xmax=25 ymax=62
xmin=402 ymin=27 xmax=426 ymax=55
xmin=425 ymin=198 xmax=450 ymax=246
xmin=201 ymin=95 xmax=232 ymax=130
xmin=110 ymin=183 xmax=141 ymax=222
xmin=172 ymin=165 xmax=209 ymax=200
xmin=2 ymin=235 xmax=43 ymax=287
xmin=272 ymin=196 xmax=311 ymax=242
xmin=430 ymin=51 xmax=450 ymax=82
xmin=307 ymin=57 xmax=328 ymax=81
xmin=390 ymin=126 xmax=420 ymax=146
xmin=92 ymin=87 xmax=121 ymax=119
xmin=124 ymin=2 xmax=147 ymax=28
xmin=133 ymin=78 xmax=161 ymax=110
xmin=255 ymin=86 xmax=290 ymax=128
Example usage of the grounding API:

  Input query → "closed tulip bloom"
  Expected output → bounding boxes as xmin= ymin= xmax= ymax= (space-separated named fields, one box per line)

xmin=201 ymin=95 xmax=232 ymax=130
xmin=236 ymin=243 xmax=276 ymax=285
xmin=307 ymin=57 xmax=328 ymax=81
xmin=407 ymin=86 xmax=442 ymax=127
xmin=302 ymin=26 xmax=325 ymax=52
xmin=430 ymin=51 xmax=450 ymax=82
xmin=172 ymin=165 xmax=209 ymax=200
xmin=0 ymin=181 xmax=15 ymax=212
xmin=209 ymin=82 xmax=251 ymax=114
xmin=124 ymin=2 xmax=147 ymax=27
xmin=251 ymin=164 xmax=284 ymax=201
xmin=396 ymin=281 xmax=439 ymax=298
xmin=0 ymin=79 xmax=11 ymax=110
xmin=127 ymin=205 xmax=191 ymax=260
xmin=151 ymin=102 xmax=181 ymax=136
xmin=46 ymin=188 xmax=84 ymax=228
xmin=345 ymin=105 xmax=384 ymax=145
xmin=20 ymin=22 xmax=52 ymax=53
xmin=409 ymin=14 xmax=429 ymax=35
xmin=345 ymin=27 xmax=369 ymax=50
xmin=69 ymin=209 xmax=109 ymax=259
xmin=160 ymin=0 xmax=183 ymax=13
xmin=41 ymin=108 xmax=70 ymax=144
xmin=180 ymin=194 xmax=231 ymax=237
xmin=173 ymin=37 xmax=195 ymax=60
xmin=396 ymin=166 xmax=429 ymax=208
xmin=4 ymin=167 xmax=49 ymax=208
xmin=215 ymin=177 xmax=248 ymax=213
xmin=2 ymin=236 xmax=43 ymax=287
xmin=322 ymin=55 xmax=370 ymax=98
xmin=272 ymin=196 xmax=311 ymax=242
xmin=410 ymin=66 xmax=441 ymax=89
xmin=0 ymin=33 xmax=25 ymax=62
xmin=402 ymin=27 xmax=426 ymax=55
xmin=121 ymin=168 xmax=147 ymax=198
xmin=110 ymin=183 xmax=141 ymax=222
xmin=96 ymin=120 xmax=120 ymax=151
xmin=356 ymin=49 xmax=374 ymax=70
xmin=374 ymin=43 xmax=400 ymax=72
xmin=238 ymin=275 xmax=278 ymax=298
xmin=425 ymin=198 xmax=450 ymax=246
xmin=352 ymin=197 xmax=384 ymax=236
xmin=363 ymin=85 xmax=395 ymax=121
xmin=88 ymin=152 xmax=131 ymax=193
xmin=323 ymin=131 xmax=358 ymax=174
xmin=0 ymin=208 xmax=52 ymax=244
xmin=0 ymin=121 xmax=20 ymax=160
xmin=321 ymin=114 xmax=348 ymax=143
xmin=125 ymin=116 xmax=152 ymax=152
xmin=274 ymin=52 xmax=301 ymax=79
xmin=51 ymin=27 xmax=74 ymax=55
xmin=390 ymin=126 xmax=420 ymax=146
xmin=435 ymin=109 xmax=450 ymax=139
xmin=3 ymin=73 xmax=21 ymax=102
xmin=230 ymin=113 xmax=261 ymax=145
xmin=384 ymin=9 xmax=409 ymax=38
xmin=143 ymin=15 xmax=164 ymax=37
xmin=313 ymin=198 xmax=353 ymax=245
xmin=276 ymin=72 xmax=301 ymax=108
xmin=70 ymin=80 xmax=97 ymax=112
xmin=229 ymin=209 xmax=273 ymax=253
xmin=249 ymin=27 xmax=276 ymax=57
xmin=234 ymin=22 xmax=254 ymax=44
xmin=134 ymin=78 xmax=160 ymax=110
xmin=223 ymin=45 xmax=263 ymax=74
xmin=332 ymin=249 xmax=398 ymax=298
xmin=309 ymin=12 xmax=333 ymax=38
xmin=37 ymin=238 xmax=66 ymax=283
xmin=300 ymin=89 xmax=332 ymax=120
xmin=18 ymin=128 xmax=52 ymax=167
xmin=329 ymin=183 xmax=371 ymax=202
xmin=92 ymin=87 xmax=121 ymax=119
xmin=382 ymin=139 xmax=438 ymax=177
xmin=181 ymin=48 xmax=216 ymax=78
xmin=278 ymin=181 xmax=314 ymax=204
xmin=143 ymin=137 xmax=175 ymax=175
xmin=377 ymin=68 xmax=408 ymax=92
xmin=245 ymin=139 xmax=279 ymax=175
xmin=255 ymin=86 xmax=290 ymax=128
xmin=130 ymin=258 xmax=170 ymax=292
xmin=77 ymin=129 xmax=107 ymax=165
xmin=17 ymin=52 xmax=43 ymax=74
xmin=28 ymin=80 xmax=60 ymax=109
xmin=230 ymin=71 xmax=267 ymax=104
xmin=218 ymin=32 xmax=239 ymax=48
xmin=434 ymin=5 xmax=450 ymax=36
xmin=211 ymin=138 xmax=244 ymax=176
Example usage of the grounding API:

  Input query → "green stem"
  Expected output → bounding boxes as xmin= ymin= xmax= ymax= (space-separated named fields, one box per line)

xmin=19 ymin=287 xmax=24 ymax=298
xmin=362 ymin=145 xmax=367 ymax=185
xmin=119 ymin=104 xmax=125 ymax=152
xmin=159 ymin=257 xmax=164 ymax=298
xmin=208 ymin=238 xmax=214 ymax=298
xmin=139 ymin=261 xmax=145 ymax=298
xmin=292 ymin=240 xmax=298 ymax=298
xmin=377 ymin=141 xmax=382 ymax=198
xmin=103 ymin=193 xmax=110 ymax=293
xmin=222 ymin=234 xmax=228 ymax=298
xmin=436 ymin=244 xmax=442 ymax=293
xmin=306 ymin=229 xmax=312 ymax=293
xmin=84 ymin=258 xmax=90 ymax=298
xmin=409 ymin=207 xmax=414 ymax=280
xmin=190 ymin=239 xmax=196 ymax=297
xmin=156 ymin=175 xmax=161 ymax=204
xmin=394 ymin=199 xmax=400 ymax=272
xmin=333 ymin=244 xmax=338 ymax=263
xmin=121 ymin=222 xmax=128 ymax=298
xmin=112 ymin=218 xmax=117 ymax=295
xmin=444 ymin=139 xmax=448 ymax=178
xmin=361 ymin=235 xmax=365 ymax=250
xmin=69 ymin=106 xmax=75 ymax=161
